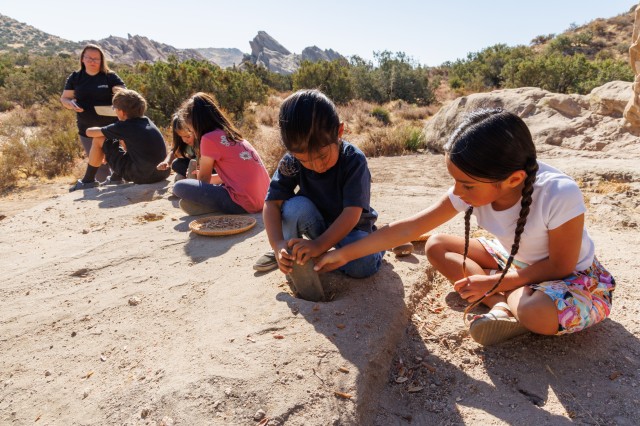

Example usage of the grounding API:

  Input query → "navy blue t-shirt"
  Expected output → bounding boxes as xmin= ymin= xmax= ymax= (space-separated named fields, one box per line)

xmin=266 ymin=141 xmax=378 ymax=233
xmin=101 ymin=117 xmax=168 ymax=175
xmin=64 ymin=70 xmax=125 ymax=136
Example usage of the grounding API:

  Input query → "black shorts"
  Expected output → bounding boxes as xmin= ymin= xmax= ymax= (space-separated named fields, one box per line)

xmin=102 ymin=139 xmax=170 ymax=184
xmin=102 ymin=139 xmax=128 ymax=177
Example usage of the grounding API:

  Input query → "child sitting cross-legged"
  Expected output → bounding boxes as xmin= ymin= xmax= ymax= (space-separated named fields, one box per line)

xmin=69 ymin=88 xmax=170 ymax=191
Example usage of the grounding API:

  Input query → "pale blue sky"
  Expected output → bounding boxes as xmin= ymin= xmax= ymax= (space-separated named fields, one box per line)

xmin=1 ymin=1 xmax=635 ymax=65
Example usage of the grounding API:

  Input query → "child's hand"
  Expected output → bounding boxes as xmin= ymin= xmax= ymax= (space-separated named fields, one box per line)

xmin=288 ymin=238 xmax=322 ymax=265
xmin=453 ymin=275 xmax=497 ymax=303
xmin=313 ymin=249 xmax=347 ymax=273
xmin=275 ymin=241 xmax=294 ymax=274
xmin=156 ymin=161 xmax=169 ymax=170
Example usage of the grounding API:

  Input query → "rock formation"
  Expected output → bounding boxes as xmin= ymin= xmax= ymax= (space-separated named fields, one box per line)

xmin=623 ymin=3 xmax=640 ymax=128
xmin=423 ymin=81 xmax=639 ymax=158
xmin=83 ymin=34 xmax=206 ymax=65
xmin=246 ymin=31 xmax=345 ymax=74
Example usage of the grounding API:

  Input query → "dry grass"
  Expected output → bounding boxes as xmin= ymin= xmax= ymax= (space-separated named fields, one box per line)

xmin=243 ymin=97 xmax=435 ymax=169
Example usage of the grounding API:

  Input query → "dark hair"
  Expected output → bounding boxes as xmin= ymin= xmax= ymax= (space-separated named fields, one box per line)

xmin=179 ymin=92 xmax=243 ymax=154
xmin=79 ymin=44 xmax=110 ymax=74
xmin=278 ymin=89 xmax=340 ymax=154
xmin=112 ymin=88 xmax=146 ymax=118
xmin=444 ymin=108 xmax=539 ymax=314
xmin=170 ymin=113 xmax=191 ymax=157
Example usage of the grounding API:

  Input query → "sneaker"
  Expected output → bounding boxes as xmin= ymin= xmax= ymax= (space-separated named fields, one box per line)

xmin=102 ymin=175 xmax=125 ymax=185
xmin=253 ymin=251 xmax=278 ymax=272
xmin=468 ymin=302 xmax=529 ymax=346
xmin=69 ymin=179 xmax=100 ymax=192
xmin=178 ymin=199 xmax=214 ymax=216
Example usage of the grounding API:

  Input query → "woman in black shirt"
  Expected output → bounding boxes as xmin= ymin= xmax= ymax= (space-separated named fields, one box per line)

xmin=60 ymin=44 xmax=125 ymax=181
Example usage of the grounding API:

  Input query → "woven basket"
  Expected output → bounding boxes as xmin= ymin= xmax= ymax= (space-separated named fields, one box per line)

xmin=189 ymin=215 xmax=256 ymax=236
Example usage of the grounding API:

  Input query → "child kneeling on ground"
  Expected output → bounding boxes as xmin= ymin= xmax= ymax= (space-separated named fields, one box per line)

xmin=70 ymin=88 xmax=170 ymax=191
xmin=257 ymin=89 xmax=383 ymax=278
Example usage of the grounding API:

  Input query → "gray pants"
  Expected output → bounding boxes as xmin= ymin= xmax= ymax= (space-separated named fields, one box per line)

xmin=80 ymin=135 xmax=111 ymax=181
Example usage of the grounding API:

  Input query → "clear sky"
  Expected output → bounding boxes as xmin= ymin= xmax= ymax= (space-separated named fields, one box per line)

xmin=1 ymin=1 xmax=635 ymax=66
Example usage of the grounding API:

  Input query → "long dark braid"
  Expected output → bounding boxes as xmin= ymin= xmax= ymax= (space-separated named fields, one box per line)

xmin=444 ymin=108 xmax=538 ymax=319
xmin=461 ymin=206 xmax=474 ymax=279
xmin=463 ymin=159 xmax=539 ymax=317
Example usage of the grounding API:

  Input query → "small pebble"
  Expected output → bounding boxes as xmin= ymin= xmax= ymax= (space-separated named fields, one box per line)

xmin=159 ymin=417 xmax=174 ymax=426
xmin=128 ymin=297 xmax=141 ymax=306
xmin=254 ymin=409 xmax=266 ymax=421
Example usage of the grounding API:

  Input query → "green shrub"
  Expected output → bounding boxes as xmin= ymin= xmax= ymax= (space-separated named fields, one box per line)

xmin=292 ymin=59 xmax=354 ymax=104
xmin=370 ymin=106 xmax=391 ymax=125
xmin=401 ymin=126 xmax=425 ymax=152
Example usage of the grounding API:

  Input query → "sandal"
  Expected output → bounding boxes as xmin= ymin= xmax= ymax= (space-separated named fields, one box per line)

xmin=392 ymin=242 xmax=414 ymax=257
xmin=468 ymin=302 xmax=529 ymax=346
xmin=253 ymin=251 xmax=278 ymax=272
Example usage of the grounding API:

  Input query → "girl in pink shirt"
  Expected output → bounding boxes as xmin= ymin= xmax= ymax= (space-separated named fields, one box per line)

xmin=172 ymin=92 xmax=270 ymax=215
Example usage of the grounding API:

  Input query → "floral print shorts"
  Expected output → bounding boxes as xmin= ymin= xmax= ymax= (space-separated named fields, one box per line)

xmin=478 ymin=238 xmax=616 ymax=335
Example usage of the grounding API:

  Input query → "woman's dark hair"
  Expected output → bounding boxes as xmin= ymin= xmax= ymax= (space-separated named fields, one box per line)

xmin=79 ymin=44 xmax=110 ymax=74
xmin=179 ymin=92 xmax=243 ymax=154
xmin=278 ymin=89 xmax=340 ymax=154
xmin=444 ymin=108 xmax=539 ymax=315
xmin=170 ymin=113 xmax=191 ymax=157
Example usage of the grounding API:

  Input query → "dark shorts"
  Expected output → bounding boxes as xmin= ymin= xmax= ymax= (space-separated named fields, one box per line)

xmin=102 ymin=139 xmax=169 ymax=184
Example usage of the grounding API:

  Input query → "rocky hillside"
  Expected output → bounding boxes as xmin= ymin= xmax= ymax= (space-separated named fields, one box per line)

xmin=0 ymin=14 xmax=79 ymax=55
xmin=83 ymin=34 xmax=205 ymax=65
xmin=531 ymin=5 xmax=636 ymax=60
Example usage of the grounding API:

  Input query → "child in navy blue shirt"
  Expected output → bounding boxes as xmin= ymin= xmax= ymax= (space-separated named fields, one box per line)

xmin=258 ymin=89 xmax=382 ymax=278
xmin=69 ymin=88 xmax=170 ymax=190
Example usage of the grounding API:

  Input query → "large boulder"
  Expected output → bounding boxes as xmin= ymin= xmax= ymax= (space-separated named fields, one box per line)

xmin=246 ymin=31 xmax=345 ymax=75
xmin=423 ymin=82 xmax=639 ymax=157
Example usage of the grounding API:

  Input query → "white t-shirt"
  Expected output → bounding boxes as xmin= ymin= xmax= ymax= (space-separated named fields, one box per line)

xmin=447 ymin=161 xmax=595 ymax=271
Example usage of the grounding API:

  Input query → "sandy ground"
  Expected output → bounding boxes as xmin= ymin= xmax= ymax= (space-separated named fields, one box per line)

xmin=0 ymin=151 xmax=639 ymax=425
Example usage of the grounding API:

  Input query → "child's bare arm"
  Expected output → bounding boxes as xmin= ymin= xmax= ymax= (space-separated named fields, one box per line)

xmin=315 ymin=194 xmax=458 ymax=272
xmin=85 ymin=127 xmax=104 ymax=138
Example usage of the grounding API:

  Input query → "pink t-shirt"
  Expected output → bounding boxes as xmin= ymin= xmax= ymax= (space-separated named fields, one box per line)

xmin=200 ymin=130 xmax=270 ymax=213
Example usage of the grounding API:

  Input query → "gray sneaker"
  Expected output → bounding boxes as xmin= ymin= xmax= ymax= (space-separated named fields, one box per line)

xmin=253 ymin=251 xmax=278 ymax=272
xmin=69 ymin=179 xmax=100 ymax=192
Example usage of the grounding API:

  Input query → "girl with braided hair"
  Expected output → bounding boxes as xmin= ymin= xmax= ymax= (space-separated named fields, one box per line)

xmin=314 ymin=108 xmax=615 ymax=346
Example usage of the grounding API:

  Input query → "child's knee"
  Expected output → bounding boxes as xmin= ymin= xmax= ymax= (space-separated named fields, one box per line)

xmin=425 ymin=233 xmax=449 ymax=261
xmin=92 ymin=136 xmax=106 ymax=147
xmin=341 ymin=252 xmax=382 ymax=278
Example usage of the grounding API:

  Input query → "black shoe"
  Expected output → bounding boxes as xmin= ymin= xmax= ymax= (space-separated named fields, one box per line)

xmin=69 ymin=179 xmax=100 ymax=192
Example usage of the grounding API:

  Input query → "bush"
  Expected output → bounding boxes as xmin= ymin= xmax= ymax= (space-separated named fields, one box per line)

xmin=0 ymin=97 xmax=79 ymax=191
xmin=370 ymin=106 xmax=391 ymax=125
xmin=117 ymin=56 xmax=269 ymax=125
xmin=292 ymin=59 xmax=354 ymax=104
